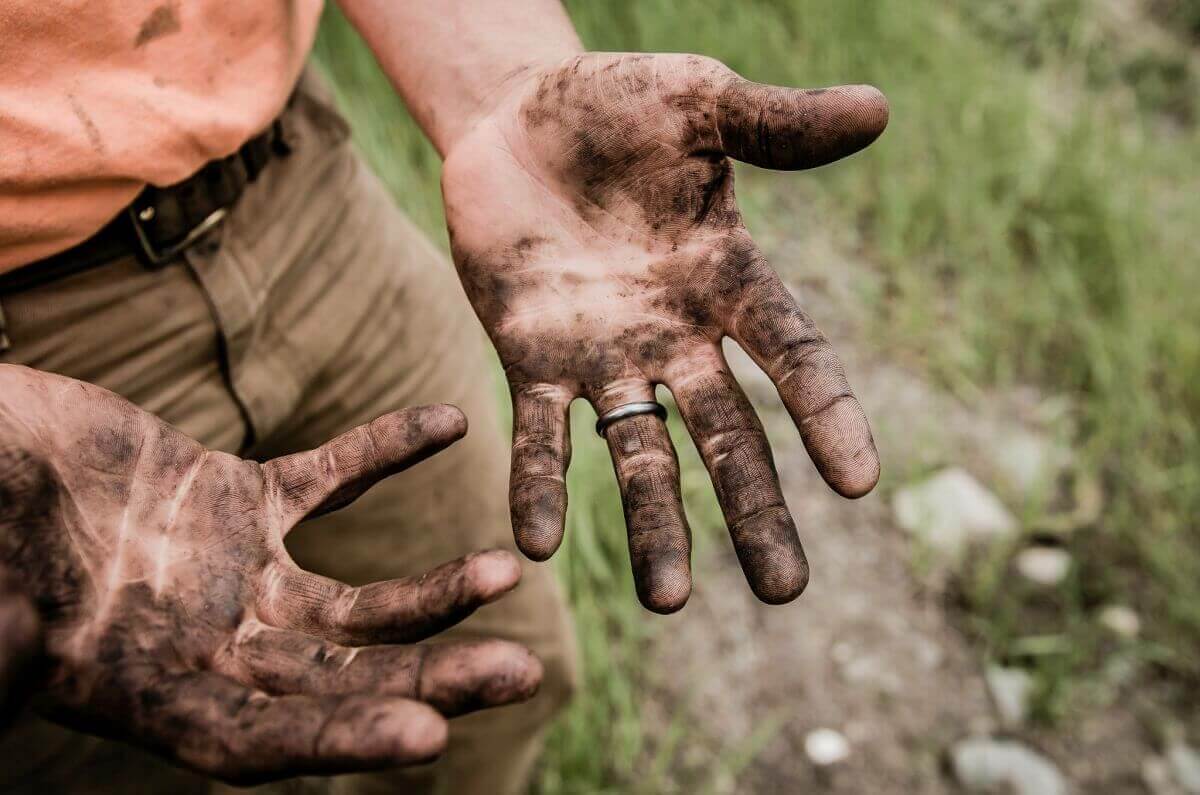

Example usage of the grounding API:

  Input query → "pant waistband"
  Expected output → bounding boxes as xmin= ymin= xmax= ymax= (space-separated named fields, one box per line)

xmin=0 ymin=119 xmax=291 ymax=296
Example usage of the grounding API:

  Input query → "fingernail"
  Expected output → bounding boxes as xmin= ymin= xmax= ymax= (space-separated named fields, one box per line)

xmin=469 ymin=550 xmax=522 ymax=599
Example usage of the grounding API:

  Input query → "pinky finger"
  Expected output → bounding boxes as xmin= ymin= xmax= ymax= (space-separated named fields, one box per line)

xmin=137 ymin=672 xmax=447 ymax=785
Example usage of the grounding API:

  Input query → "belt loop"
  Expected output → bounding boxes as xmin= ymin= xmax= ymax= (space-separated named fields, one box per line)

xmin=0 ymin=298 xmax=11 ymax=353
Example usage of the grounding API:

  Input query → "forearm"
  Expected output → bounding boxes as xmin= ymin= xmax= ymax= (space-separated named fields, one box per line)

xmin=337 ymin=0 xmax=583 ymax=156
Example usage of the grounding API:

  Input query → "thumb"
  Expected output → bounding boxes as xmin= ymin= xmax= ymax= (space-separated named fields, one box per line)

xmin=265 ymin=405 xmax=467 ymax=528
xmin=715 ymin=79 xmax=889 ymax=170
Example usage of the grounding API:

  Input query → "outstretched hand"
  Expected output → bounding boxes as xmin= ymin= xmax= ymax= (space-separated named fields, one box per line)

xmin=444 ymin=53 xmax=886 ymax=612
xmin=0 ymin=365 xmax=541 ymax=784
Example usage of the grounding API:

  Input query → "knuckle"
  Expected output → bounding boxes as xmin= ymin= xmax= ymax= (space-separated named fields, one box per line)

xmin=703 ymin=425 xmax=768 ymax=462
xmin=622 ymin=468 xmax=681 ymax=514
xmin=679 ymin=53 xmax=736 ymax=89
xmin=320 ymin=584 xmax=361 ymax=637
xmin=511 ymin=437 xmax=565 ymax=477
xmin=728 ymin=499 xmax=789 ymax=530
xmin=628 ymin=503 xmax=686 ymax=534
xmin=800 ymin=392 xmax=858 ymax=425
xmin=513 ymin=427 xmax=560 ymax=451
xmin=773 ymin=339 xmax=840 ymax=386
xmin=511 ymin=472 xmax=566 ymax=500
xmin=618 ymin=449 xmax=676 ymax=475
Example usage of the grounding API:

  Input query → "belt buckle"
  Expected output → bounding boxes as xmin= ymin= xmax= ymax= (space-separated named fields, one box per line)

xmin=127 ymin=205 xmax=228 ymax=267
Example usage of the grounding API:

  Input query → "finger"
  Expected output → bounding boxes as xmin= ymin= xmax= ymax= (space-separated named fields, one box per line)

xmin=265 ymin=405 xmax=468 ymax=526
xmin=668 ymin=361 xmax=808 ymax=604
xmin=258 ymin=549 xmax=521 ymax=645
xmin=509 ymin=385 xmax=573 ymax=561
xmin=220 ymin=620 xmax=542 ymax=717
xmin=132 ymin=672 xmax=447 ymax=785
xmin=729 ymin=267 xmax=880 ymax=498
xmin=714 ymin=79 xmax=889 ymax=170
xmin=600 ymin=403 xmax=692 ymax=614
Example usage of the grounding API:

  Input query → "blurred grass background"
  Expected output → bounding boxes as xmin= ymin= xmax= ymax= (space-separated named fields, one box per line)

xmin=315 ymin=1 xmax=1199 ymax=790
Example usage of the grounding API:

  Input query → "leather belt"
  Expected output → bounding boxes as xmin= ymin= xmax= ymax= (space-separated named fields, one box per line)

xmin=0 ymin=120 xmax=290 ymax=295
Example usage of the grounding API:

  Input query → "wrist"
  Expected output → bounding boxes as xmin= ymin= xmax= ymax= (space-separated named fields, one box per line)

xmin=439 ymin=50 xmax=582 ymax=156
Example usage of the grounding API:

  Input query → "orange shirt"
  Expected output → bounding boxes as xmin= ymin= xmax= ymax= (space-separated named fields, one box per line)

xmin=0 ymin=0 xmax=324 ymax=271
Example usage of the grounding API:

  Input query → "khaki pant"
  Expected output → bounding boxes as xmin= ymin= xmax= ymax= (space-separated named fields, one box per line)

xmin=0 ymin=71 xmax=577 ymax=795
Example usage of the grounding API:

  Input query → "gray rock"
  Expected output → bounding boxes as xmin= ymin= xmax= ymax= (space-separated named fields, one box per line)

xmin=989 ymin=427 xmax=1073 ymax=501
xmin=952 ymin=738 xmax=1067 ymax=795
xmin=985 ymin=665 xmax=1034 ymax=728
xmin=1015 ymin=547 xmax=1072 ymax=586
xmin=893 ymin=468 xmax=1019 ymax=559
xmin=1168 ymin=743 xmax=1200 ymax=794
xmin=1098 ymin=604 xmax=1141 ymax=639
xmin=804 ymin=727 xmax=851 ymax=766
xmin=1143 ymin=755 xmax=1177 ymax=795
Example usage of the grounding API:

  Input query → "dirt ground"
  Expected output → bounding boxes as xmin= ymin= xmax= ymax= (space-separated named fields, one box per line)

xmin=644 ymin=202 xmax=1158 ymax=794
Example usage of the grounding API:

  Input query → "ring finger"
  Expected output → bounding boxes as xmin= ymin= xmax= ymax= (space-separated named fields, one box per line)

xmin=216 ymin=620 xmax=542 ymax=717
xmin=592 ymin=383 xmax=693 ymax=614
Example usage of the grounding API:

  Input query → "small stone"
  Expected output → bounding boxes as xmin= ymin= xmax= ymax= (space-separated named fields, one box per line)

xmin=841 ymin=655 xmax=902 ymax=693
xmin=893 ymin=467 xmax=1019 ymax=559
xmin=1015 ymin=546 xmax=1071 ymax=586
xmin=1167 ymin=743 xmax=1200 ymax=794
xmin=985 ymin=665 xmax=1034 ymax=728
xmin=1098 ymin=604 xmax=1141 ymax=640
xmin=1102 ymin=654 xmax=1140 ymax=688
xmin=951 ymin=738 xmax=1067 ymax=795
xmin=914 ymin=637 xmax=944 ymax=670
xmin=805 ymin=728 xmax=851 ymax=766
xmin=1142 ymin=755 xmax=1175 ymax=795
xmin=989 ymin=427 xmax=1073 ymax=501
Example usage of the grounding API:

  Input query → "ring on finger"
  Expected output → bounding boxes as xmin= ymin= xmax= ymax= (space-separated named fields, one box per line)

xmin=595 ymin=401 xmax=668 ymax=437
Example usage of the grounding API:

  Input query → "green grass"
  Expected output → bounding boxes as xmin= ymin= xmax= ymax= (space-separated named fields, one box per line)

xmin=316 ymin=0 xmax=1200 ymax=787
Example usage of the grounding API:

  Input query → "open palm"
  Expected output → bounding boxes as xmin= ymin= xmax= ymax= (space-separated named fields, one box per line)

xmin=444 ymin=53 xmax=887 ymax=612
xmin=0 ymin=365 xmax=540 ymax=784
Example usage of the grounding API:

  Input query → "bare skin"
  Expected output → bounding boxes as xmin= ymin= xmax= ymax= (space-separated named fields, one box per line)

xmin=0 ymin=364 xmax=542 ymax=785
xmin=340 ymin=3 xmax=885 ymax=612
xmin=442 ymin=54 xmax=886 ymax=612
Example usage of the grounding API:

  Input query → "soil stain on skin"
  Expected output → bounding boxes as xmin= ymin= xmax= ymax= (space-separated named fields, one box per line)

xmin=444 ymin=52 xmax=886 ymax=611
xmin=66 ymin=95 xmax=106 ymax=156
xmin=134 ymin=2 xmax=181 ymax=48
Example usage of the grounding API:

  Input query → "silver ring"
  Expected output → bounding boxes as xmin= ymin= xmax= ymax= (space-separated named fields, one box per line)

xmin=595 ymin=401 xmax=668 ymax=437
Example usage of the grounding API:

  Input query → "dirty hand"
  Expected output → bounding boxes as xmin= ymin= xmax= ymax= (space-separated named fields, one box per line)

xmin=0 ymin=563 xmax=40 ymax=730
xmin=0 ymin=365 xmax=541 ymax=784
xmin=444 ymin=53 xmax=887 ymax=613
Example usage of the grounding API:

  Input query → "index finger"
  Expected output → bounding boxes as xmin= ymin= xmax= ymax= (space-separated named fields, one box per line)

xmin=132 ymin=672 xmax=447 ymax=785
